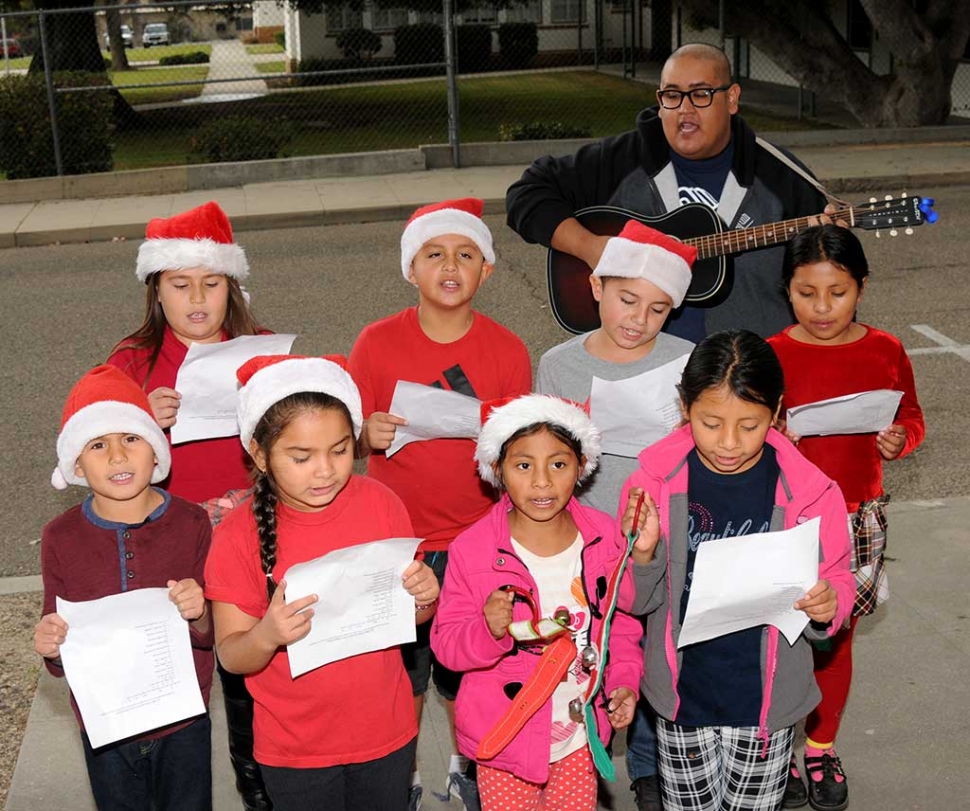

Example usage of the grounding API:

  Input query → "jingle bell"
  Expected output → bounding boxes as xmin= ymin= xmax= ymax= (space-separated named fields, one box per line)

xmin=580 ymin=645 xmax=598 ymax=670
xmin=568 ymin=697 xmax=585 ymax=723
xmin=553 ymin=608 xmax=571 ymax=626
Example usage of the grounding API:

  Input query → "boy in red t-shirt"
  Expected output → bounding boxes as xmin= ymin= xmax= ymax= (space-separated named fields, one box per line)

xmin=349 ymin=198 xmax=531 ymax=809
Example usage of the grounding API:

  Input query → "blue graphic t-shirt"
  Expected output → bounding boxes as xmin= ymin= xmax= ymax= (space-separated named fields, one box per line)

xmin=665 ymin=140 xmax=735 ymax=343
xmin=675 ymin=443 xmax=779 ymax=727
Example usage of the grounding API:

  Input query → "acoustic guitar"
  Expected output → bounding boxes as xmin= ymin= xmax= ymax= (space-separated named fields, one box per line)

xmin=546 ymin=194 xmax=937 ymax=334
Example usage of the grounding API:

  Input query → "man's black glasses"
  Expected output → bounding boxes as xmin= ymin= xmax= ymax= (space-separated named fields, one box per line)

xmin=656 ymin=84 xmax=732 ymax=109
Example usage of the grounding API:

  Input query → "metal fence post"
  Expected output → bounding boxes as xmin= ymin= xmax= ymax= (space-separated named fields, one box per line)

xmin=443 ymin=0 xmax=460 ymax=168
xmin=38 ymin=9 xmax=64 ymax=177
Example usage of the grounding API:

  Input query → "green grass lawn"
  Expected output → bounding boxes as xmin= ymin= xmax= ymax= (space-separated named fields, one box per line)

xmin=105 ymin=71 xmax=829 ymax=171
xmin=110 ymin=65 xmax=209 ymax=105
xmin=246 ymin=43 xmax=284 ymax=55
xmin=256 ymin=61 xmax=287 ymax=74
xmin=103 ymin=44 xmax=212 ymax=64
xmin=1 ymin=54 xmax=32 ymax=70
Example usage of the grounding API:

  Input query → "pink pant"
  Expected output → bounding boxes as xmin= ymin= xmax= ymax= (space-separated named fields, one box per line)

xmin=478 ymin=746 xmax=597 ymax=811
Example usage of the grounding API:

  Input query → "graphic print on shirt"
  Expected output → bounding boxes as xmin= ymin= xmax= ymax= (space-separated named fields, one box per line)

xmin=427 ymin=363 xmax=478 ymax=399
xmin=678 ymin=186 xmax=719 ymax=209
xmin=684 ymin=503 xmax=770 ymax=597
xmin=550 ymin=575 xmax=592 ymax=745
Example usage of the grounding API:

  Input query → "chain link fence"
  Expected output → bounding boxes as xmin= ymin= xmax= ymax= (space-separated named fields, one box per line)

xmin=0 ymin=0 xmax=968 ymax=179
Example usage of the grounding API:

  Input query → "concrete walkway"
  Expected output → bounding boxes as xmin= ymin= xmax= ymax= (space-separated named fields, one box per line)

xmin=1 ymin=138 xmax=968 ymax=249
xmin=194 ymin=38 xmax=268 ymax=102
xmin=6 ymin=497 xmax=970 ymax=811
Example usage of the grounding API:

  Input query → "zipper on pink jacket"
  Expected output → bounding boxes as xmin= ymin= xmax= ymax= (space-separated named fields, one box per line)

xmin=758 ymin=627 xmax=780 ymax=757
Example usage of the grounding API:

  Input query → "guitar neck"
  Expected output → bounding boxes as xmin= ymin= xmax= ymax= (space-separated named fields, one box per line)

xmin=686 ymin=206 xmax=855 ymax=260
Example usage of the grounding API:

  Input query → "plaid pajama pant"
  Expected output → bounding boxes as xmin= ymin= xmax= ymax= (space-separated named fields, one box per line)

xmin=656 ymin=718 xmax=793 ymax=811
xmin=850 ymin=495 xmax=890 ymax=616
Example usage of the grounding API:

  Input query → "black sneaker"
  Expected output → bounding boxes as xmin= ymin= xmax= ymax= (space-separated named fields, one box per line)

xmin=783 ymin=755 xmax=809 ymax=808
xmin=805 ymin=752 xmax=849 ymax=811
xmin=632 ymin=774 xmax=664 ymax=811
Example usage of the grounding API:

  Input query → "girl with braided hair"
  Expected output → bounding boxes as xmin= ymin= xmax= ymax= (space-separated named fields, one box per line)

xmin=204 ymin=355 xmax=439 ymax=811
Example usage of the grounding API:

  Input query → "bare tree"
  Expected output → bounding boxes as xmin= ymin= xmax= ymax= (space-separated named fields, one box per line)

xmin=679 ymin=0 xmax=970 ymax=126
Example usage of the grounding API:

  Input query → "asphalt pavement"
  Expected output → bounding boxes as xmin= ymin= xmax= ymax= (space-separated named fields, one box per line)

xmin=3 ymin=139 xmax=970 ymax=810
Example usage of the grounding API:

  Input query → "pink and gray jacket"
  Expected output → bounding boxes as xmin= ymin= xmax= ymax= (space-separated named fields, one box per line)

xmin=431 ymin=495 xmax=643 ymax=784
xmin=619 ymin=425 xmax=854 ymax=742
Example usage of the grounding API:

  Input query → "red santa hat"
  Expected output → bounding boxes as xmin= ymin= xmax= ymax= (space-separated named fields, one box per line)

xmin=400 ymin=197 xmax=495 ymax=279
xmin=593 ymin=221 xmax=697 ymax=307
xmin=136 ymin=201 xmax=249 ymax=283
xmin=475 ymin=394 xmax=601 ymax=488
xmin=52 ymin=365 xmax=170 ymax=490
xmin=236 ymin=354 xmax=363 ymax=449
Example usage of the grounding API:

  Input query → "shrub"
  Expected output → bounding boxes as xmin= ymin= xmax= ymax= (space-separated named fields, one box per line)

xmin=499 ymin=120 xmax=592 ymax=141
xmin=274 ymin=30 xmax=286 ymax=49
xmin=498 ymin=22 xmax=538 ymax=69
xmin=158 ymin=50 xmax=210 ymax=66
xmin=393 ymin=23 xmax=444 ymax=66
xmin=335 ymin=28 xmax=383 ymax=60
xmin=189 ymin=115 xmax=294 ymax=163
xmin=455 ymin=24 xmax=492 ymax=73
xmin=0 ymin=72 xmax=113 ymax=179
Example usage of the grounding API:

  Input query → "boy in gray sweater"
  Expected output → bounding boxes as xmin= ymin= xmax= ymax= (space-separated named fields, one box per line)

xmin=536 ymin=220 xmax=697 ymax=811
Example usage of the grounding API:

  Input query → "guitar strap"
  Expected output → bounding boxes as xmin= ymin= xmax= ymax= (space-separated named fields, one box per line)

xmin=754 ymin=137 xmax=851 ymax=208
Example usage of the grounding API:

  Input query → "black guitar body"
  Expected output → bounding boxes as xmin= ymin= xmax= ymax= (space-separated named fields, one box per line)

xmin=546 ymin=203 xmax=729 ymax=335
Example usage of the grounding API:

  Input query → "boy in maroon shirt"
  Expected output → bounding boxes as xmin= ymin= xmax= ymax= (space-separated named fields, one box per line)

xmin=35 ymin=365 xmax=213 ymax=811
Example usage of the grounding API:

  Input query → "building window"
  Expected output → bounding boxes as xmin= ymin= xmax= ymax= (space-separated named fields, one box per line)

xmin=461 ymin=6 xmax=497 ymax=24
xmin=503 ymin=1 xmax=541 ymax=23
xmin=551 ymin=0 xmax=584 ymax=24
xmin=372 ymin=6 xmax=409 ymax=30
xmin=417 ymin=10 xmax=443 ymax=24
xmin=327 ymin=5 xmax=364 ymax=31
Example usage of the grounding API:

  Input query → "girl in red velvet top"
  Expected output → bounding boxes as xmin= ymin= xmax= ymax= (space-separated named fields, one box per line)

xmin=106 ymin=201 xmax=272 ymax=810
xmin=205 ymin=355 xmax=439 ymax=811
xmin=767 ymin=225 xmax=925 ymax=811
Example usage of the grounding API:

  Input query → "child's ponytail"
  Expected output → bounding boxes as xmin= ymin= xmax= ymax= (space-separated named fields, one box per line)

xmin=252 ymin=470 xmax=279 ymax=601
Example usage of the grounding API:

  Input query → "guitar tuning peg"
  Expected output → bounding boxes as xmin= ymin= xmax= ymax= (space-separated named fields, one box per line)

xmin=902 ymin=191 xmax=908 ymax=198
xmin=869 ymin=197 xmax=877 ymax=203
xmin=884 ymin=194 xmax=893 ymax=201
xmin=905 ymin=227 xmax=914 ymax=235
xmin=875 ymin=229 xmax=881 ymax=238
xmin=926 ymin=209 xmax=939 ymax=224
xmin=890 ymin=228 xmax=898 ymax=237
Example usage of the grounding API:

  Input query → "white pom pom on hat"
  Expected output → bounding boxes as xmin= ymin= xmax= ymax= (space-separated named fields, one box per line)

xmin=474 ymin=394 xmax=601 ymax=488
xmin=235 ymin=354 xmax=364 ymax=450
xmin=52 ymin=365 xmax=171 ymax=490
xmin=592 ymin=220 xmax=697 ymax=308
xmin=136 ymin=201 xmax=249 ymax=284
xmin=400 ymin=197 xmax=495 ymax=280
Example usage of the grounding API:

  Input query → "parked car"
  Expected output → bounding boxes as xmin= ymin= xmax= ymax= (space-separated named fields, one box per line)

xmin=1 ymin=38 xmax=21 ymax=58
xmin=141 ymin=23 xmax=170 ymax=48
xmin=103 ymin=25 xmax=134 ymax=49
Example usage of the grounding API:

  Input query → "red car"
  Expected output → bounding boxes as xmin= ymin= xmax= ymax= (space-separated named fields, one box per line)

xmin=1 ymin=38 xmax=21 ymax=58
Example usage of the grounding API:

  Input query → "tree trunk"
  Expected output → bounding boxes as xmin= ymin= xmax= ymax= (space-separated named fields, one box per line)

xmin=28 ymin=0 xmax=139 ymax=127
xmin=105 ymin=7 xmax=131 ymax=72
xmin=677 ymin=0 xmax=970 ymax=127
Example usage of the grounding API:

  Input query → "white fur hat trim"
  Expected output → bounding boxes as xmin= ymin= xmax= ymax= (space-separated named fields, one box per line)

xmin=52 ymin=402 xmax=171 ymax=490
xmin=400 ymin=209 xmax=495 ymax=280
xmin=136 ymin=238 xmax=250 ymax=283
xmin=237 ymin=358 xmax=364 ymax=449
xmin=593 ymin=238 xmax=692 ymax=308
xmin=475 ymin=394 xmax=601 ymax=488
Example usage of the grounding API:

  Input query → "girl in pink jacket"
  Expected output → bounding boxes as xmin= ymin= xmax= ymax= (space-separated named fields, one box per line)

xmin=431 ymin=395 xmax=645 ymax=811
xmin=619 ymin=330 xmax=855 ymax=811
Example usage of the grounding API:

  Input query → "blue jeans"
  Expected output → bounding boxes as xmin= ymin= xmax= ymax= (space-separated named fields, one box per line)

xmin=81 ymin=715 xmax=212 ymax=811
xmin=626 ymin=697 xmax=660 ymax=781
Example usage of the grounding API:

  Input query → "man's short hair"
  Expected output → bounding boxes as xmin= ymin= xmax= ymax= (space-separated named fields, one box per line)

xmin=663 ymin=43 xmax=733 ymax=86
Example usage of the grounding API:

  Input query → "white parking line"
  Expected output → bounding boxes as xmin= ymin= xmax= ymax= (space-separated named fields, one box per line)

xmin=909 ymin=324 xmax=970 ymax=362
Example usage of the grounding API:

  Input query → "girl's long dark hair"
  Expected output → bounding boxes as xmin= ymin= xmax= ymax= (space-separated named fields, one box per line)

xmin=250 ymin=392 xmax=354 ymax=600
xmin=782 ymin=224 xmax=869 ymax=288
xmin=110 ymin=274 xmax=262 ymax=387
xmin=678 ymin=330 xmax=784 ymax=412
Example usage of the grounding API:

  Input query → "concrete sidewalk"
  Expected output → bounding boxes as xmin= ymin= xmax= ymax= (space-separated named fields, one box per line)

xmin=1 ymin=138 xmax=968 ymax=249
xmin=7 ymin=497 xmax=970 ymax=810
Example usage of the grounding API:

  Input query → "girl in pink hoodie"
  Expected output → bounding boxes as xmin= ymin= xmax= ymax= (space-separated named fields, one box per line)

xmin=431 ymin=395 xmax=645 ymax=811
xmin=619 ymin=330 xmax=855 ymax=811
